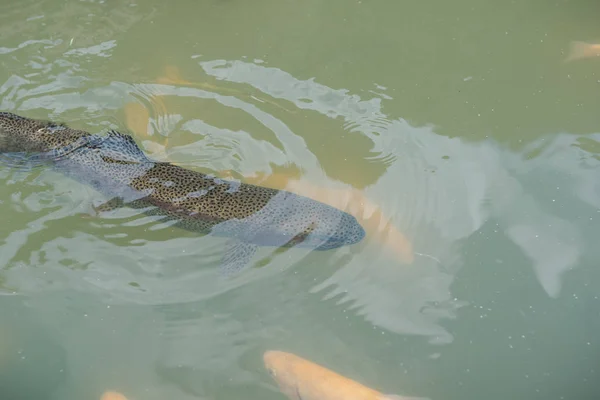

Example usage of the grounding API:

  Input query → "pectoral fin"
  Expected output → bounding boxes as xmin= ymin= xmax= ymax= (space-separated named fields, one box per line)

xmin=220 ymin=239 xmax=258 ymax=276
xmin=93 ymin=197 xmax=125 ymax=213
xmin=80 ymin=197 xmax=125 ymax=220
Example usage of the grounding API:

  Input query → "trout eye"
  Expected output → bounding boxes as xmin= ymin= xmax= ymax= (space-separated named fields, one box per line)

xmin=267 ymin=368 xmax=276 ymax=377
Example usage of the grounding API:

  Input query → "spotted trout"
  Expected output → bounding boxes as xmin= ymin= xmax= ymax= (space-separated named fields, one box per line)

xmin=0 ymin=112 xmax=365 ymax=275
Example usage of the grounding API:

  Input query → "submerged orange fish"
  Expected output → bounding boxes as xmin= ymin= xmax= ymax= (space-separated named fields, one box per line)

xmin=100 ymin=391 xmax=129 ymax=400
xmin=123 ymin=75 xmax=416 ymax=265
xmin=263 ymin=350 xmax=427 ymax=400
xmin=565 ymin=41 xmax=600 ymax=62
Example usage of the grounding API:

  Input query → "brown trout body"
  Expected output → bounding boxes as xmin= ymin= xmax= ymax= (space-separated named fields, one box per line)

xmin=0 ymin=112 xmax=365 ymax=274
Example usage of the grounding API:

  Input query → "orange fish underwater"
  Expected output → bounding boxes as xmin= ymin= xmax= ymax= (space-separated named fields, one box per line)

xmin=565 ymin=41 xmax=600 ymax=62
xmin=100 ymin=391 xmax=129 ymax=400
xmin=263 ymin=350 xmax=427 ymax=400
xmin=123 ymin=67 xmax=416 ymax=265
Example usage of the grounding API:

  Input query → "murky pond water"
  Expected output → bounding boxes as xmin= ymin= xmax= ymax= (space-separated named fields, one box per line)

xmin=0 ymin=0 xmax=599 ymax=399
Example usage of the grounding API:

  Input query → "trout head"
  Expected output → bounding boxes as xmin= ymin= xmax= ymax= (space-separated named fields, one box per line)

xmin=0 ymin=112 xmax=91 ymax=154
xmin=246 ymin=191 xmax=366 ymax=251
xmin=285 ymin=204 xmax=366 ymax=251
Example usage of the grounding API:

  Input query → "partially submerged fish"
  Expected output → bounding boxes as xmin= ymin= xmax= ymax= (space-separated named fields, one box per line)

xmin=0 ymin=112 xmax=365 ymax=275
xmin=263 ymin=350 xmax=427 ymax=400
xmin=565 ymin=41 xmax=600 ymax=62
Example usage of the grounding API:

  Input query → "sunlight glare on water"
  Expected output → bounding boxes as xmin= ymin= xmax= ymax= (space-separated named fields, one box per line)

xmin=0 ymin=0 xmax=599 ymax=399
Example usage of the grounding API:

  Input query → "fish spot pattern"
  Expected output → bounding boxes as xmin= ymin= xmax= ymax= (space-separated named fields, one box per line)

xmin=0 ymin=112 xmax=366 ymax=250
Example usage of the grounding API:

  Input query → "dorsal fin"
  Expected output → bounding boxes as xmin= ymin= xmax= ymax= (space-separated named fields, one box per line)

xmin=99 ymin=130 xmax=150 ymax=163
xmin=106 ymin=129 xmax=139 ymax=145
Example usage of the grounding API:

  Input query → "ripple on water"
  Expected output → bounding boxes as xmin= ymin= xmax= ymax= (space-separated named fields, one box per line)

xmin=0 ymin=53 xmax=596 ymax=346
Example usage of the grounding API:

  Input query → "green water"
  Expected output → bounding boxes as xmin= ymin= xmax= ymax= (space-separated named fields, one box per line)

xmin=0 ymin=0 xmax=599 ymax=399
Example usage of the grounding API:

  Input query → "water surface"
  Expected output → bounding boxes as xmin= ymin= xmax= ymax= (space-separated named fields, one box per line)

xmin=0 ymin=0 xmax=598 ymax=399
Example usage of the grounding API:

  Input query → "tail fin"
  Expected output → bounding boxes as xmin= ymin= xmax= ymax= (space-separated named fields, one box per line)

xmin=565 ymin=41 xmax=596 ymax=62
